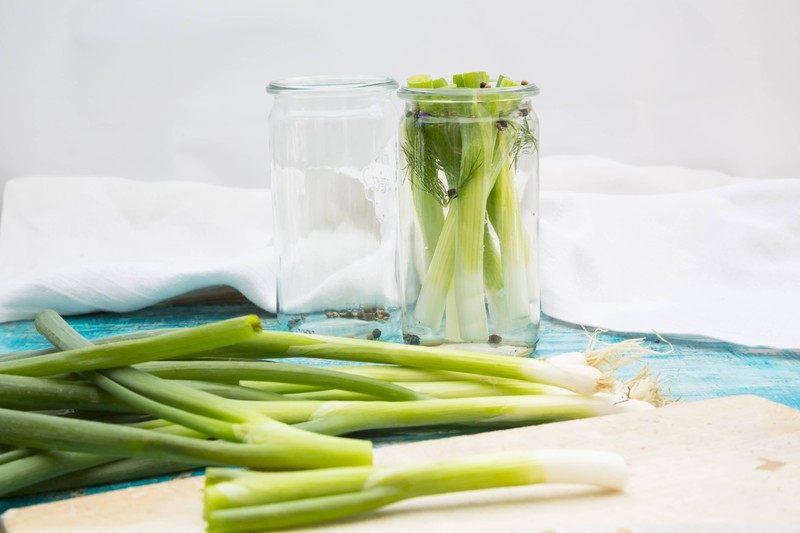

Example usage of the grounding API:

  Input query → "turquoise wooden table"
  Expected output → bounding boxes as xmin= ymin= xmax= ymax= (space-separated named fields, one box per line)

xmin=1 ymin=302 xmax=799 ymax=515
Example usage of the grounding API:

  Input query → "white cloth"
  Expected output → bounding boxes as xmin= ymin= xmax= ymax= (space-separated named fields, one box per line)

xmin=0 ymin=177 xmax=276 ymax=318
xmin=539 ymin=156 xmax=800 ymax=349
xmin=1 ymin=157 xmax=798 ymax=348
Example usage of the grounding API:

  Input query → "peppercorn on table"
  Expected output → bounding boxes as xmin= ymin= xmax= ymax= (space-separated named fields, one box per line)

xmin=0 ymin=302 xmax=798 ymax=527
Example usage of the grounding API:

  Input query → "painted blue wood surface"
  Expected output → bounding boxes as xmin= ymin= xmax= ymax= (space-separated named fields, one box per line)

xmin=1 ymin=302 xmax=798 ymax=513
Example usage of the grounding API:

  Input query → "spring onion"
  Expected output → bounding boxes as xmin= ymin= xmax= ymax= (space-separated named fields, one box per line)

xmin=290 ymin=394 xmax=652 ymax=435
xmin=136 ymin=360 xmax=432 ymax=402
xmin=192 ymin=331 xmax=615 ymax=395
xmin=204 ymin=449 xmax=628 ymax=532
xmin=0 ymin=373 xmax=127 ymax=412
xmin=283 ymin=380 xmax=569 ymax=401
xmin=28 ymin=310 xmax=373 ymax=461
xmin=0 ymin=406 xmax=371 ymax=470
xmin=0 ymin=419 xmax=201 ymax=496
xmin=0 ymin=315 xmax=262 ymax=376
xmin=0 ymin=329 xmax=175 ymax=364
xmin=9 ymin=457 xmax=196 ymax=497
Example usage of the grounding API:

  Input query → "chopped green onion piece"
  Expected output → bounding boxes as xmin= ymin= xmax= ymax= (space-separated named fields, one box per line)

xmin=407 ymin=74 xmax=434 ymax=88
xmin=460 ymin=71 xmax=489 ymax=88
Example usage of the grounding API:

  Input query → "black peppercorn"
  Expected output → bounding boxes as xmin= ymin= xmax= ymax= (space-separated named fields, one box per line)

xmin=403 ymin=334 xmax=421 ymax=345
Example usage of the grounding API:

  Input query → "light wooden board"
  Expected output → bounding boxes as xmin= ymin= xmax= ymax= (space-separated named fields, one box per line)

xmin=3 ymin=395 xmax=799 ymax=532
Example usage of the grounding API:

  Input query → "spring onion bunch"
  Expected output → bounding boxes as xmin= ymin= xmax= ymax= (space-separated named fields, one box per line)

xmin=0 ymin=312 xmax=373 ymax=497
xmin=400 ymin=72 xmax=539 ymax=345
xmin=191 ymin=330 xmax=616 ymax=396
xmin=0 ymin=312 xmax=663 ymax=530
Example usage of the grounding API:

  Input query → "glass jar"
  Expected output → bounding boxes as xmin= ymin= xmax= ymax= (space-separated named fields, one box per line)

xmin=397 ymin=82 xmax=540 ymax=353
xmin=267 ymin=75 xmax=401 ymax=341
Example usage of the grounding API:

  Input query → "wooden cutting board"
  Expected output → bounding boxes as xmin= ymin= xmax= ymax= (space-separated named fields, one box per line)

xmin=2 ymin=395 xmax=799 ymax=532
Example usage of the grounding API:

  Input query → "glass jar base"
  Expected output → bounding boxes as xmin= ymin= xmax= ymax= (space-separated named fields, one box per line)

xmin=401 ymin=305 xmax=539 ymax=356
xmin=279 ymin=306 xmax=403 ymax=343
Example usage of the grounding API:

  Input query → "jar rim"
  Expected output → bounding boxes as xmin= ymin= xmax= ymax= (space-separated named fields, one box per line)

xmin=397 ymin=81 xmax=540 ymax=101
xmin=267 ymin=75 xmax=398 ymax=94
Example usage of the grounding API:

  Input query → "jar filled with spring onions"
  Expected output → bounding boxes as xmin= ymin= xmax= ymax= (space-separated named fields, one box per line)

xmin=397 ymin=72 xmax=540 ymax=354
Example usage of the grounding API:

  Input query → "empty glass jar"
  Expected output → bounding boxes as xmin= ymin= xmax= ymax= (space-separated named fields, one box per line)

xmin=267 ymin=75 xmax=401 ymax=341
xmin=397 ymin=82 xmax=541 ymax=353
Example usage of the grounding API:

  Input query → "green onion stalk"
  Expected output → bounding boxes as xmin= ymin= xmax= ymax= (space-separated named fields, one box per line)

xmin=0 ymin=419 xmax=203 ymax=496
xmin=272 ymin=394 xmax=653 ymax=436
xmin=0 ymin=407 xmax=371 ymax=472
xmin=193 ymin=331 xmax=614 ymax=396
xmin=398 ymin=72 xmax=539 ymax=347
xmin=0 ymin=315 xmax=262 ymax=377
xmin=0 ymin=373 xmax=290 ymax=413
xmin=8 ymin=456 xmax=196 ymax=497
xmin=0 ymin=329 xmax=175 ymax=364
xmin=0 ymin=312 xmax=372 ymax=481
xmin=281 ymin=380 xmax=570 ymax=402
xmin=204 ymin=449 xmax=628 ymax=532
xmin=136 ymin=360 xmax=432 ymax=402
xmin=35 ymin=310 xmax=371 ymax=465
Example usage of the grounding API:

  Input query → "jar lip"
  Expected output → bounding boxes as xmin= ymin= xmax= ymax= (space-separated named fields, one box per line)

xmin=267 ymin=75 xmax=398 ymax=94
xmin=397 ymin=81 xmax=540 ymax=100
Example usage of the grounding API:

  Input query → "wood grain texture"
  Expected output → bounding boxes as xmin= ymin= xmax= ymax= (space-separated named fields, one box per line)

xmin=3 ymin=396 xmax=799 ymax=532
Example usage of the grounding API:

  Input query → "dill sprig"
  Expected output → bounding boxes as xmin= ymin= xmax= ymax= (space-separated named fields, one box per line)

xmin=402 ymin=115 xmax=448 ymax=206
xmin=402 ymin=104 xmax=535 ymax=207
xmin=507 ymin=114 xmax=538 ymax=171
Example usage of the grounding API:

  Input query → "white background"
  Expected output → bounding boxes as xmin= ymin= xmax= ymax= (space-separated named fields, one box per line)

xmin=1 ymin=0 xmax=799 ymax=214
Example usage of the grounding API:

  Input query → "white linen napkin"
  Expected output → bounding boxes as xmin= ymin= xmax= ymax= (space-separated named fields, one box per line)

xmin=1 ymin=157 xmax=798 ymax=348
